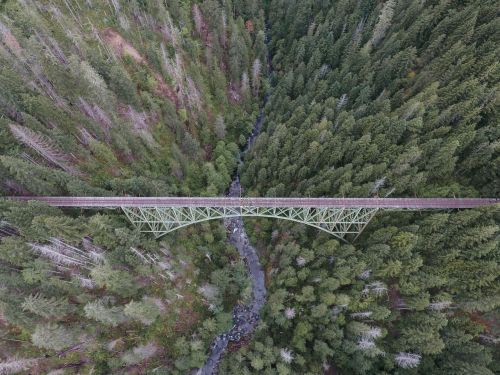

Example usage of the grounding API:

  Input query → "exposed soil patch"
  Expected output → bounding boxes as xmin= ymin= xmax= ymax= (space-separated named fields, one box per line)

xmin=0 ymin=26 xmax=23 ymax=57
xmin=101 ymin=28 xmax=145 ymax=64
xmin=101 ymin=28 xmax=180 ymax=108
xmin=154 ymin=72 xmax=180 ymax=108
xmin=227 ymin=335 xmax=251 ymax=352
xmin=469 ymin=311 xmax=498 ymax=334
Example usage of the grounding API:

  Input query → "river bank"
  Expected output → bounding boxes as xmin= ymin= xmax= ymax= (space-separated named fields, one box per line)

xmin=198 ymin=30 xmax=271 ymax=375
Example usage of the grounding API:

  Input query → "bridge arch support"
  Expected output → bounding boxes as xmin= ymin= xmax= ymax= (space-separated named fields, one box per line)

xmin=121 ymin=206 xmax=378 ymax=242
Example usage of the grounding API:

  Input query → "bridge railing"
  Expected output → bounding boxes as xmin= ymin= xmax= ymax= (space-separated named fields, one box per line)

xmin=5 ymin=197 xmax=498 ymax=209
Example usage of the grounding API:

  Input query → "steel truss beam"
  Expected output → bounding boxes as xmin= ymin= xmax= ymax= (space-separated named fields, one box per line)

xmin=121 ymin=206 xmax=379 ymax=242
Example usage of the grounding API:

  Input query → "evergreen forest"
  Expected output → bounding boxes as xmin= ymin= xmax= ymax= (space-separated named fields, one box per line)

xmin=0 ymin=0 xmax=498 ymax=374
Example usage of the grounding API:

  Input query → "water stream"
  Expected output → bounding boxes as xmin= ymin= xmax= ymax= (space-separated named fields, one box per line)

xmin=198 ymin=27 xmax=271 ymax=375
xmin=198 ymin=178 xmax=267 ymax=374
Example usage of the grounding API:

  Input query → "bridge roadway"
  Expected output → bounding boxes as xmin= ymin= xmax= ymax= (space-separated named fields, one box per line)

xmin=8 ymin=197 xmax=498 ymax=209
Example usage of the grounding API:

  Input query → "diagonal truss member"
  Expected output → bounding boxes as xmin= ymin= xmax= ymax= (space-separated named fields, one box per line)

xmin=121 ymin=206 xmax=378 ymax=242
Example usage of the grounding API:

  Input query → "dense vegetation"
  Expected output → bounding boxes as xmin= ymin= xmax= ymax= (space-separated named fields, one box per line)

xmin=0 ymin=0 xmax=266 ymax=373
xmin=0 ymin=0 xmax=498 ymax=374
xmin=232 ymin=0 xmax=499 ymax=374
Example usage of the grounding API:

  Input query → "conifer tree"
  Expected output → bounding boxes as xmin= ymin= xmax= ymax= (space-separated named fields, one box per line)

xmin=21 ymin=293 xmax=72 ymax=319
xmin=84 ymin=299 xmax=128 ymax=327
xmin=124 ymin=297 xmax=161 ymax=325
xmin=31 ymin=323 xmax=78 ymax=351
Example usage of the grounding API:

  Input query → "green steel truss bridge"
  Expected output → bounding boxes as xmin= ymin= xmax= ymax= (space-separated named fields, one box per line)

xmin=9 ymin=197 xmax=498 ymax=242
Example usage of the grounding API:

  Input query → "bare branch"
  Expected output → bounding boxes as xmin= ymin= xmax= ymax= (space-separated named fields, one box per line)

xmin=394 ymin=352 xmax=421 ymax=368
xmin=9 ymin=124 xmax=79 ymax=175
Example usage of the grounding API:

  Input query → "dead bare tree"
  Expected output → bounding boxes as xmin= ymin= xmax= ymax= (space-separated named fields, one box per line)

xmin=192 ymin=4 xmax=204 ymax=37
xmin=30 ymin=237 xmax=105 ymax=271
xmin=0 ymin=357 xmax=39 ymax=375
xmin=394 ymin=352 xmax=421 ymax=368
xmin=9 ymin=124 xmax=80 ymax=175
xmin=252 ymin=58 xmax=262 ymax=96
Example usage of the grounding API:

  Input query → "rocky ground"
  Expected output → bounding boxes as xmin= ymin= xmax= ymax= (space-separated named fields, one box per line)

xmin=198 ymin=178 xmax=267 ymax=375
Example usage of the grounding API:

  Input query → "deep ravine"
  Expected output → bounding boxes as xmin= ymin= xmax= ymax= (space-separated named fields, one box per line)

xmin=198 ymin=27 xmax=272 ymax=375
xmin=198 ymin=178 xmax=267 ymax=375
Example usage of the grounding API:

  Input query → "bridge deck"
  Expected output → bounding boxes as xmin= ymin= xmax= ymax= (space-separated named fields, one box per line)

xmin=7 ymin=197 xmax=498 ymax=209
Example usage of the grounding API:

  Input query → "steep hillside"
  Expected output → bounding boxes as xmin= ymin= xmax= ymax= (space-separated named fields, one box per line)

xmin=0 ymin=0 xmax=266 ymax=197
xmin=223 ymin=0 xmax=499 ymax=374
xmin=242 ymin=0 xmax=498 ymax=198
xmin=0 ymin=0 xmax=267 ymax=374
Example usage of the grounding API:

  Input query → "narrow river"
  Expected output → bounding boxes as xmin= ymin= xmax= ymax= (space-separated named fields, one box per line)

xmin=198 ymin=179 xmax=267 ymax=375
xmin=198 ymin=28 xmax=271 ymax=375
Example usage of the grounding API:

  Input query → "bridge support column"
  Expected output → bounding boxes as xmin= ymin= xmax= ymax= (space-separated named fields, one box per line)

xmin=121 ymin=206 xmax=378 ymax=242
